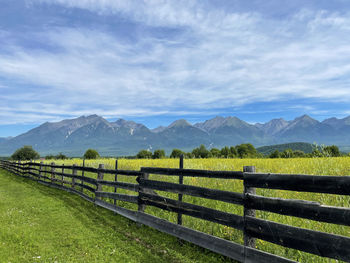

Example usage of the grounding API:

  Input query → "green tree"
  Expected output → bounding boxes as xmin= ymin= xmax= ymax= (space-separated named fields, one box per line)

xmin=192 ymin=144 xmax=210 ymax=158
xmin=236 ymin=143 xmax=257 ymax=158
xmin=83 ymin=149 xmax=100 ymax=159
xmin=269 ymin=150 xmax=280 ymax=158
xmin=210 ymin=148 xmax=221 ymax=158
xmin=185 ymin=152 xmax=194 ymax=159
xmin=56 ymin=153 xmax=68 ymax=160
xmin=153 ymin=149 xmax=166 ymax=159
xmin=11 ymin=146 xmax=40 ymax=160
xmin=136 ymin=149 xmax=152 ymax=159
xmin=45 ymin=154 xmax=55 ymax=160
xmin=293 ymin=150 xmax=305 ymax=158
xmin=323 ymin=145 xmax=341 ymax=157
xmin=281 ymin=149 xmax=293 ymax=158
xmin=170 ymin=149 xmax=184 ymax=158
xmin=220 ymin=146 xmax=230 ymax=158
xmin=229 ymin=146 xmax=237 ymax=157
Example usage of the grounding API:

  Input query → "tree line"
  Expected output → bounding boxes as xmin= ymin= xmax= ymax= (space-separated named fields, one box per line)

xmin=8 ymin=144 xmax=347 ymax=161
xmin=136 ymin=144 xmax=345 ymax=159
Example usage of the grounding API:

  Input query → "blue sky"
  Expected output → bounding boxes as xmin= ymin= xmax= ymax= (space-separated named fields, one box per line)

xmin=1 ymin=0 xmax=350 ymax=136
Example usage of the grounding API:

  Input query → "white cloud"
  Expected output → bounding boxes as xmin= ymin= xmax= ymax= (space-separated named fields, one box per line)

xmin=1 ymin=1 xmax=350 ymax=124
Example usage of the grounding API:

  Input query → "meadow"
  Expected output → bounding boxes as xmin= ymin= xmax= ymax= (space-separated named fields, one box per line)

xmin=0 ymin=169 xmax=230 ymax=263
xmin=38 ymin=157 xmax=350 ymax=262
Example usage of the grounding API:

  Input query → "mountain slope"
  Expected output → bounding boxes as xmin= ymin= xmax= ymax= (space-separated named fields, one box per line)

xmin=0 ymin=114 xmax=349 ymax=156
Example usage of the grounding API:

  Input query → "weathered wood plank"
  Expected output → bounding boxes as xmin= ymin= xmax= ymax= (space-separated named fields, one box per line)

xmin=135 ymin=211 xmax=295 ymax=263
xmin=246 ymin=194 xmax=350 ymax=226
xmin=140 ymin=193 xmax=244 ymax=230
xmin=95 ymin=191 xmax=138 ymax=203
xmin=246 ymin=216 xmax=350 ymax=261
xmin=244 ymin=173 xmax=350 ymax=195
xmin=53 ymin=171 xmax=97 ymax=185
xmin=141 ymin=167 xmax=244 ymax=179
xmin=97 ymin=180 xmax=139 ymax=192
xmin=138 ymin=178 xmax=244 ymax=205
xmin=74 ymin=182 xmax=95 ymax=193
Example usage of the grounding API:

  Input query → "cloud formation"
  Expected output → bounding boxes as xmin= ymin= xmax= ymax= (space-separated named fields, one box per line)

xmin=0 ymin=0 xmax=350 ymax=126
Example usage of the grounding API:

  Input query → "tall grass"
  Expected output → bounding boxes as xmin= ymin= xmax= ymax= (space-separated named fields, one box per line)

xmin=44 ymin=157 xmax=350 ymax=262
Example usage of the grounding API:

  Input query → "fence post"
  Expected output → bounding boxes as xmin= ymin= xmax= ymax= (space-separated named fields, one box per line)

xmin=51 ymin=162 xmax=55 ymax=184
xmin=39 ymin=162 xmax=43 ymax=180
xmin=243 ymin=166 xmax=256 ymax=250
xmin=81 ymin=160 xmax=85 ymax=192
xmin=178 ymin=154 xmax=184 ymax=225
xmin=138 ymin=172 xmax=149 ymax=214
xmin=96 ymin=164 xmax=104 ymax=201
xmin=18 ymin=160 xmax=20 ymax=175
xmin=61 ymin=164 xmax=64 ymax=186
xmin=72 ymin=164 xmax=77 ymax=189
xmin=28 ymin=160 xmax=31 ymax=178
xmin=114 ymin=159 xmax=118 ymax=206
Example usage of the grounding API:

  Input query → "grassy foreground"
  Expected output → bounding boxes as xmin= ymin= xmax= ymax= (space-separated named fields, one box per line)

xmin=0 ymin=169 xmax=229 ymax=263
xmin=43 ymin=157 xmax=350 ymax=262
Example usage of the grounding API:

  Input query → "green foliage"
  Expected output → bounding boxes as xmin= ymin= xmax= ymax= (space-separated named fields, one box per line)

xmin=153 ymin=149 xmax=166 ymax=159
xmin=322 ymin=145 xmax=341 ymax=157
xmin=257 ymin=142 xmax=315 ymax=155
xmin=45 ymin=153 xmax=68 ymax=160
xmin=170 ymin=149 xmax=185 ymax=158
xmin=136 ymin=149 xmax=152 ymax=159
xmin=236 ymin=143 xmax=258 ymax=158
xmin=83 ymin=149 xmax=100 ymax=159
xmin=210 ymin=148 xmax=221 ymax=158
xmin=293 ymin=150 xmax=306 ymax=158
xmin=280 ymin=149 xmax=294 ymax=158
xmin=11 ymin=146 xmax=40 ymax=160
xmin=269 ymin=150 xmax=280 ymax=158
xmin=192 ymin=144 xmax=210 ymax=158
xmin=45 ymin=154 xmax=55 ymax=160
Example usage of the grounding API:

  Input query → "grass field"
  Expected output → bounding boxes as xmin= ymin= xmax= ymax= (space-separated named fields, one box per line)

xmin=0 ymin=169 xmax=230 ymax=263
xmin=39 ymin=157 xmax=350 ymax=262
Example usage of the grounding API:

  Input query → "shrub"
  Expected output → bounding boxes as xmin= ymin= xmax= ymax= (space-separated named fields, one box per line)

xmin=136 ymin=149 xmax=152 ymax=159
xmin=83 ymin=149 xmax=100 ymax=159
xmin=192 ymin=144 xmax=210 ymax=158
xmin=170 ymin=149 xmax=184 ymax=158
xmin=153 ymin=149 xmax=166 ymax=159
xmin=56 ymin=153 xmax=68 ymax=160
xmin=11 ymin=146 xmax=40 ymax=160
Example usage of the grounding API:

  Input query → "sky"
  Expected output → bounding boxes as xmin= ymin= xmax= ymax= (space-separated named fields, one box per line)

xmin=1 ymin=0 xmax=350 ymax=137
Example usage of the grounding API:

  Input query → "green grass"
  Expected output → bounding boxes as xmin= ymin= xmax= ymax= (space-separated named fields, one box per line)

xmin=0 ymin=169 xmax=230 ymax=263
xmin=41 ymin=157 xmax=350 ymax=262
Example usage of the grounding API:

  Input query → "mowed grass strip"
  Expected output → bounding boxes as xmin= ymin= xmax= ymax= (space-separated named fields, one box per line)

xmin=0 ymin=169 xmax=230 ymax=263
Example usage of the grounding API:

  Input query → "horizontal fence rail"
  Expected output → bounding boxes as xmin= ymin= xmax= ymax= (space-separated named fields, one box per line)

xmin=1 ymin=159 xmax=350 ymax=262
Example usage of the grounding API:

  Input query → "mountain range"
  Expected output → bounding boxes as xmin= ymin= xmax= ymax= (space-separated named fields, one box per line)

xmin=0 ymin=114 xmax=349 ymax=156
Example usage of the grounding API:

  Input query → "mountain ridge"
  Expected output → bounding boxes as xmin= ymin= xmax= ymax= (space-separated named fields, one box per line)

xmin=0 ymin=114 xmax=349 ymax=156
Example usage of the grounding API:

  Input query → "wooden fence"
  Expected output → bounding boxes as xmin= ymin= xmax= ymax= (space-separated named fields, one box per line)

xmin=1 ymin=158 xmax=350 ymax=263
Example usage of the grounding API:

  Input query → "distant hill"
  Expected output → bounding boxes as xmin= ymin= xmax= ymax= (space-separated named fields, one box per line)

xmin=0 ymin=114 xmax=349 ymax=156
xmin=257 ymin=142 xmax=316 ymax=155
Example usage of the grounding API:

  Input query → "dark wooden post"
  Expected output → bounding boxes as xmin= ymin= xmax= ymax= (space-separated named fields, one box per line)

xmin=51 ymin=162 xmax=55 ymax=184
xmin=243 ymin=166 xmax=256 ymax=249
xmin=96 ymin=163 xmax=104 ymax=196
xmin=114 ymin=159 xmax=118 ymax=206
xmin=27 ymin=160 xmax=30 ymax=177
xmin=18 ymin=160 xmax=22 ymax=176
xmin=138 ymin=173 xmax=149 ymax=214
xmin=61 ymin=164 xmax=64 ymax=186
xmin=39 ymin=162 xmax=43 ymax=180
xmin=72 ymin=164 xmax=77 ymax=189
xmin=178 ymin=154 xmax=184 ymax=225
xmin=81 ymin=159 xmax=85 ymax=192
